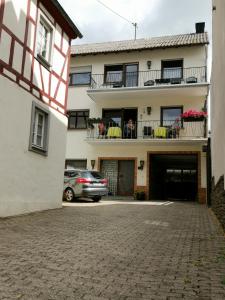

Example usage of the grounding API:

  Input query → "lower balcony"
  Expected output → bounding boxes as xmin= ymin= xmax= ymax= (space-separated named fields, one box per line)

xmin=86 ymin=120 xmax=207 ymax=145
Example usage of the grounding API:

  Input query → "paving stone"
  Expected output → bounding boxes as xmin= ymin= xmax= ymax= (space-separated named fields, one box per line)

xmin=0 ymin=202 xmax=225 ymax=299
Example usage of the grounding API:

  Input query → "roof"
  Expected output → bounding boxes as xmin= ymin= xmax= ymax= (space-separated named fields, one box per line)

xmin=42 ymin=0 xmax=82 ymax=39
xmin=71 ymin=32 xmax=208 ymax=56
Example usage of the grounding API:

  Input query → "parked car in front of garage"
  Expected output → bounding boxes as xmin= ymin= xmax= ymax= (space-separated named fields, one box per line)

xmin=63 ymin=169 xmax=108 ymax=202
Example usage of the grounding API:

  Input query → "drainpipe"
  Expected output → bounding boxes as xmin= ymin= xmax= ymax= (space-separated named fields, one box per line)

xmin=206 ymin=137 xmax=212 ymax=206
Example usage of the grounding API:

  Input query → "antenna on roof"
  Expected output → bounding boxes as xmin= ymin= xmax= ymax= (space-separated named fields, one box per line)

xmin=132 ymin=23 xmax=138 ymax=40
xmin=96 ymin=0 xmax=138 ymax=40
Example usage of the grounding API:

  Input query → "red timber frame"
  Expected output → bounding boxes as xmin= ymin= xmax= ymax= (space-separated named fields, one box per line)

xmin=0 ymin=0 xmax=72 ymax=115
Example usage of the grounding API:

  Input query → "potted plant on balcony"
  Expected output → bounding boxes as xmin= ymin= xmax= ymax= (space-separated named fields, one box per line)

xmin=181 ymin=110 xmax=207 ymax=122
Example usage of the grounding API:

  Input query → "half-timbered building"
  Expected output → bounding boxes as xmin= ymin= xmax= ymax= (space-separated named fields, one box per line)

xmin=0 ymin=0 xmax=82 ymax=216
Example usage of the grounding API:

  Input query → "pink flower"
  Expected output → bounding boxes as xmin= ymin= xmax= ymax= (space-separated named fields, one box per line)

xmin=181 ymin=110 xmax=207 ymax=119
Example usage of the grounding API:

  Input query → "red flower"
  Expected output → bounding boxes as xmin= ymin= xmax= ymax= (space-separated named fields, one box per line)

xmin=181 ymin=110 xmax=207 ymax=119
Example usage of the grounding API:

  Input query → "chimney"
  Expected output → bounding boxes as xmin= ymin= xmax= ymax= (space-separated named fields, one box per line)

xmin=195 ymin=22 xmax=205 ymax=33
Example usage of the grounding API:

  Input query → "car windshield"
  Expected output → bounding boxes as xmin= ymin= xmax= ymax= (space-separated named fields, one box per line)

xmin=81 ymin=171 xmax=104 ymax=179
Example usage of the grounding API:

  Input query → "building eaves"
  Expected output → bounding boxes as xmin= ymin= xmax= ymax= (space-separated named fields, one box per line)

xmin=42 ymin=0 xmax=82 ymax=39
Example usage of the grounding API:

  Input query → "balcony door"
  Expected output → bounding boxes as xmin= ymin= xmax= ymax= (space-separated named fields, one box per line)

xmin=102 ymin=108 xmax=137 ymax=138
xmin=125 ymin=64 xmax=138 ymax=87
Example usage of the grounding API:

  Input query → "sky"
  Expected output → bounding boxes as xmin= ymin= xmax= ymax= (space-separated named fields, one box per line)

xmin=58 ymin=0 xmax=212 ymax=45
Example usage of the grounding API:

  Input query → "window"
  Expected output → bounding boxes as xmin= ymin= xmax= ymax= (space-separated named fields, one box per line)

xmin=104 ymin=63 xmax=138 ymax=87
xmin=161 ymin=60 xmax=183 ymax=79
xmin=68 ymin=110 xmax=89 ymax=129
xmin=70 ymin=66 xmax=92 ymax=86
xmin=36 ymin=13 xmax=54 ymax=67
xmin=65 ymin=160 xmax=87 ymax=170
xmin=161 ymin=106 xmax=183 ymax=126
xmin=29 ymin=102 xmax=49 ymax=155
xmin=105 ymin=65 xmax=123 ymax=83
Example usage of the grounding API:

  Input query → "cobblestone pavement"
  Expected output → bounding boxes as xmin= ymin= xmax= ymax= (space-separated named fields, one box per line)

xmin=0 ymin=201 xmax=225 ymax=300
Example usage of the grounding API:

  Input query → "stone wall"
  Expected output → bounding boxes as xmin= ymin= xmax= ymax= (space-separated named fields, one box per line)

xmin=211 ymin=176 xmax=225 ymax=231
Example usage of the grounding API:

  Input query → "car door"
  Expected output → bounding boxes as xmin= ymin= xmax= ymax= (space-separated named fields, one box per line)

xmin=64 ymin=171 xmax=82 ymax=196
xmin=73 ymin=172 xmax=83 ymax=196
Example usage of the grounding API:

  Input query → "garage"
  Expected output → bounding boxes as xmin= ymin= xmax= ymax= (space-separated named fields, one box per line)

xmin=149 ymin=154 xmax=198 ymax=201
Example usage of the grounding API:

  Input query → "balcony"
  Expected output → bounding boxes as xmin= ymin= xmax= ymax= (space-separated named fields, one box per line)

xmin=86 ymin=119 xmax=207 ymax=146
xmin=87 ymin=67 xmax=209 ymax=101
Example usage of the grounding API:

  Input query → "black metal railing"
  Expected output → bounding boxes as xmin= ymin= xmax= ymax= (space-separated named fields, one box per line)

xmin=86 ymin=120 xmax=207 ymax=140
xmin=90 ymin=66 xmax=207 ymax=89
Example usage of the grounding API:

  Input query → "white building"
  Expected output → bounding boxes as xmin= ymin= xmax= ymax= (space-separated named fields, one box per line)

xmin=67 ymin=24 xmax=209 ymax=203
xmin=211 ymin=0 xmax=225 ymax=229
xmin=0 ymin=0 xmax=82 ymax=217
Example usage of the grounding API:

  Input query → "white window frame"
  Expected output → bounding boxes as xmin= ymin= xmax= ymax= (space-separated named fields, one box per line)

xmin=29 ymin=102 xmax=49 ymax=156
xmin=36 ymin=10 xmax=55 ymax=68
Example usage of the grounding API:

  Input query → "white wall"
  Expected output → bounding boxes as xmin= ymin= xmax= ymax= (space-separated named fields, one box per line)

xmin=211 ymin=0 xmax=225 ymax=185
xmin=71 ymin=46 xmax=207 ymax=74
xmin=66 ymin=137 xmax=206 ymax=189
xmin=0 ymin=74 xmax=67 ymax=217
xmin=66 ymin=45 xmax=208 ymax=190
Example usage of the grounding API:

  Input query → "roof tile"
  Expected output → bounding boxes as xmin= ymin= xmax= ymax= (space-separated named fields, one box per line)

xmin=71 ymin=32 xmax=208 ymax=55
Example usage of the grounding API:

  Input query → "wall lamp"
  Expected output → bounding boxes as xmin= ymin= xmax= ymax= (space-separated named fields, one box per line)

xmin=147 ymin=106 xmax=152 ymax=115
xmin=147 ymin=60 xmax=152 ymax=69
xmin=138 ymin=160 xmax=145 ymax=170
xmin=91 ymin=160 xmax=96 ymax=170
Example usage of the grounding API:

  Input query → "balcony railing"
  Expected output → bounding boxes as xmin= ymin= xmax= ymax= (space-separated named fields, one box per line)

xmin=86 ymin=120 xmax=207 ymax=141
xmin=90 ymin=67 xmax=207 ymax=89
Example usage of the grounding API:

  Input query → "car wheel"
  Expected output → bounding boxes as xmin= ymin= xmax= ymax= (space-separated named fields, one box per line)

xmin=65 ymin=188 xmax=74 ymax=202
xmin=92 ymin=196 xmax=101 ymax=202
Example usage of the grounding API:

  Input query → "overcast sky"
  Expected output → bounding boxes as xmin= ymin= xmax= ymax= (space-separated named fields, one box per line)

xmin=59 ymin=0 xmax=212 ymax=45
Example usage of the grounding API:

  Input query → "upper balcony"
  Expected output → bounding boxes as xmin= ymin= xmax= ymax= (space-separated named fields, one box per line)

xmin=87 ymin=66 xmax=209 ymax=102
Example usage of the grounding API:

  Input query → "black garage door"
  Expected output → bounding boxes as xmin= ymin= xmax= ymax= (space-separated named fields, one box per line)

xmin=149 ymin=154 xmax=198 ymax=201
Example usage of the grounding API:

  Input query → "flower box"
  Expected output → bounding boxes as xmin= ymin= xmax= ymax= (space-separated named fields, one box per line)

xmin=182 ymin=116 xmax=205 ymax=122
xmin=181 ymin=110 xmax=207 ymax=122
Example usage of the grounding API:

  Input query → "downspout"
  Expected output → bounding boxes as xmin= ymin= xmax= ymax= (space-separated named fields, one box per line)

xmin=206 ymin=137 xmax=212 ymax=206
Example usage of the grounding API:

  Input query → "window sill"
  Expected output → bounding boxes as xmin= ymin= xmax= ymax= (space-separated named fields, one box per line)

xmin=68 ymin=128 xmax=88 ymax=130
xmin=69 ymin=84 xmax=91 ymax=87
xmin=29 ymin=145 xmax=48 ymax=156
xmin=36 ymin=54 xmax=52 ymax=71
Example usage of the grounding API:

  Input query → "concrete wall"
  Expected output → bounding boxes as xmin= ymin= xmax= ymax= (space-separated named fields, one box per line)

xmin=211 ymin=0 xmax=225 ymax=184
xmin=211 ymin=0 xmax=225 ymax=228
xmin=0 ymin=74 xmax=67 ymax=217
